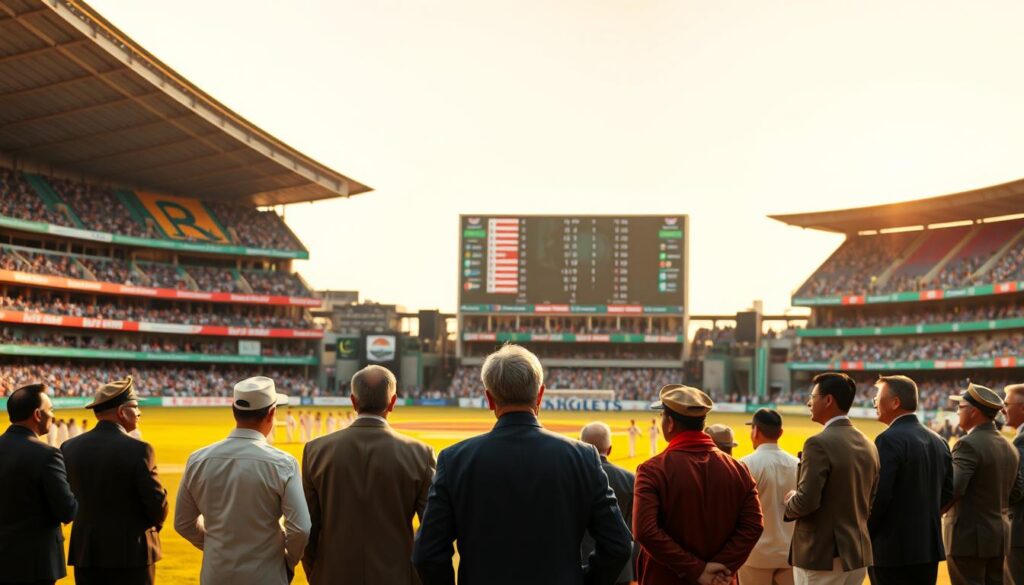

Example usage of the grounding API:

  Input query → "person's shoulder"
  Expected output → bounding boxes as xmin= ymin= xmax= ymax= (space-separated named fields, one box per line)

xmin=388 ymin=427 xmax=433 ymax=455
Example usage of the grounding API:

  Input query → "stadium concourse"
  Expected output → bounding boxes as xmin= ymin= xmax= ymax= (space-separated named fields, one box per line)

xmin=0 ymin=0 xmax=370 ymax=401
xmin=774 ymin=178 xmax=1024 ymax=414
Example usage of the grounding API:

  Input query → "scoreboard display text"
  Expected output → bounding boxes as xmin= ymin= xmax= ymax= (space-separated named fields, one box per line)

xmin=459 ymin=215 xmax=687 ymax=310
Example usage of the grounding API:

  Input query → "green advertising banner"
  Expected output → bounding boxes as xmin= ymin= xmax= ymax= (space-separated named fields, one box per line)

xmin=793 ymin=281 xmax=1021 ymax=307
xmin=1 ymin=396 xmax=165 ymax=411
xmin=0 ymin=215 xmax=308 ymax=259
xmin=0 ymin=344 xmax=317 ymax=365
xmin=798 ymin=317 xmax=1024 ymax=338
xmin=461 ymin=332 xmax=685 ymax=343
xmin=788 ymin=356 xmax=1018 ymax=371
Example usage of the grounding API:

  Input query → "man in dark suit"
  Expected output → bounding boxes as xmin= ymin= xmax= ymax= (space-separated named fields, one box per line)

xmin=868 ymin=375 xmax=953 ymax=585
xmin=944 ymin=383 xmax=1024 ymax=585
xmin=302 ymin=365 xmax=436 ymax=584
xmin=0 ymin=383 xmax=77 ymax=585
xmin=579 ymin=421 xmax=636 ymax=585
xmin=785 ymin=371 xmax=880 ymax=585
xmin=1006 ymin=383 xmax=1024 ymax=585
xmin=412 ymin=344 xmax=632 ymax=585
xmin=62 ymin=376 xmax=168 ymax=585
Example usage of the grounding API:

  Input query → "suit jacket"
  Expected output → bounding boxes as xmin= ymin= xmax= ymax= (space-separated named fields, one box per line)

xmin=943 ymin=421 xmax=1024 ymax=558
xmin=868 ymin=414 xmax=953 ymax=567
xmin=784 ymin=418 xmax=880 ymax=571
xmin=412 ymin=411 xmax=632 ymax=585
xmin=61 ymin=420 xmax=168 ymax=568
xmin=1012 ymin=426 xmax=1024 ymax=549
xmin=301 ymin=416 xmax=436 ymax=585
xmin=633 ymin=430 xmax=763 ymax=585
xmin=0 ymin=424 xmax=78 ymax=582
xmin=581 ymin=455 xmax=635 ymax=584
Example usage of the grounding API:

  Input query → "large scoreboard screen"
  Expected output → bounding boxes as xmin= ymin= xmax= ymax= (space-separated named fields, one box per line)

xmin=458 ymin=215 xmax=687 ymax=312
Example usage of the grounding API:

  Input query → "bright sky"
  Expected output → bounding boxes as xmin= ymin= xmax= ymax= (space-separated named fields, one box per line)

xmin=90 ymin=0 xmax=1024 ymax=316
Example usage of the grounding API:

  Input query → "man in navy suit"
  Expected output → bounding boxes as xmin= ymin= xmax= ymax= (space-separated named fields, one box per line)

xmin=868 ymin=375 xmax=953 ymax=585
xmin=412 ymin=344 xmax=632 ymax=585
xmin=0 ymin=383 xmax=78 ymax=585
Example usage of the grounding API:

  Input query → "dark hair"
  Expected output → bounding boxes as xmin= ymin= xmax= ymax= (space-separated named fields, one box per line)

xmin=8 ymin=383 xmax=46 ymax=423
xmin=665 ymin=408 xmax=705 ymax=431
xmin=232 ymin=405 xmax=273 ymax=423
xmin=753 ymin=423 xmax=783 ymax=440
xmin=812 ymin=372 xmax=856 ymax=412
xmin=877 ymin=375 xmax=918 ymax=411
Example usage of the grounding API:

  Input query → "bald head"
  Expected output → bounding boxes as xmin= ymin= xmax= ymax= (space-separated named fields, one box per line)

xmin=351 ymin=365 xmax=396 ymax=415
xmin=580 ymin=421 xmax=613 ymax=455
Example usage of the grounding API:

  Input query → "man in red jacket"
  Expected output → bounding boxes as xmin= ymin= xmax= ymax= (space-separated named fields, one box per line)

xmin=634 ymin=385 xmax=764 ymax=585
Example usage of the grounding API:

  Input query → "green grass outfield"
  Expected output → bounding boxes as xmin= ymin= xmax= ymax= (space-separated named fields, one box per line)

xmin=45 ymin=406 xmax=944 ymax=584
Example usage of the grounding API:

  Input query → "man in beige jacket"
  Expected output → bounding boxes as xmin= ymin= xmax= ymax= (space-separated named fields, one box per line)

xmin=784 ymin=372 xmax=880 ymax=585
xmin=301 ymin=365 xmax=435 ymax=585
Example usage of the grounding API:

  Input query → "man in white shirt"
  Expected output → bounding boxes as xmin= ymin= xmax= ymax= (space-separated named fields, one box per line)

xmin=174 ymin=376 xmax=311 ymax=585
xmin=626 ymin=419 xmax=641 ymax=458
xmin=285 ymin=408 xmax=297 ymax=443
xmin=648 ymin=418 xmax=659 ymax=456
xmin=740 ymin=408 xmax=799 ymax=585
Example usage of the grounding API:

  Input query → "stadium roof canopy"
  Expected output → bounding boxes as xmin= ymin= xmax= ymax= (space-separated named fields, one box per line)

xmin=0 ymin=0 xmax=372 ymax=206
xmin=769 ymin=177 xmax=1024 ymax=234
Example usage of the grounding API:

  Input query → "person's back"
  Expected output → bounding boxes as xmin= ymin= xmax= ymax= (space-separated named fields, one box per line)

xmin=0 ymin=384 xmax=77 ymax=585
xmin=413 ymin=345 xmax=631 ymax=585
xmin=62 ymin=422 xmax=166 ymax=569
xmin=302 ymin=366 xmax=435 ymax=584
xmin=175 ymin=377 xmax=310 ymax=585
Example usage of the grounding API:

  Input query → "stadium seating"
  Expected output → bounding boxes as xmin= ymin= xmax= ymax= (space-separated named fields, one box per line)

xmin=797 ymin=219 xmax=1024 ymax=297
xmin=0 ymin=294 xmax=312 ymax=330
xmin=447 ymin=365 xmax=685 ymax=401
xmin=0 ymin=168 xmax=74 ymax=227
xmin=0 ymin=326 xmax=312 ymax=357
xmin=811 ymin=300 xmax=1024 ymax=328
xmin=206 ymin=202 xmax=304 ymax=251
xmin=1 ymin=245 xmax=314 ymax=297
xmin=793 ymin=335 xmax=1023 ymax=362
xmin=0 ymin=360 xmax=321 ymax=398
xmin=47 ymin=177 xmax=150 ymax=237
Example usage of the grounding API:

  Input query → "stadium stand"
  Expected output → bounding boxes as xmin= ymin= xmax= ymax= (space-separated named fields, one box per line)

xmin=0 ymin=361 xmax=321 ymax=398
xmin=0 ymin=294 xmax=313 ymax=330
xmin=0 ymin=168 xmax=74 ymax=227
xmin=46 ymin=177 xmax=150 ymax=238
xmin=775 ymin=183 xmax=1024 ymax=410
xmin=447 ymin=365 xmax=685 ymax=401
xmin=206 ymin=202 xmax=304 ymax=251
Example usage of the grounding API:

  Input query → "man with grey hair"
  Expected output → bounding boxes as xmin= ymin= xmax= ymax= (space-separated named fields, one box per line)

xmin=579 ymin=421 xmax=636 ymax=585
xmin=301 ymin=365 xmax=435 ymax=584
xmin=414 ymin=344 xmax=632 ymax=585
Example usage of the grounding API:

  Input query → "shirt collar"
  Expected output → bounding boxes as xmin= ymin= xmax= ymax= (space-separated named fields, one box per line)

xmin=755 ymin=443 xmax=782 ymax=452
xmin=1018 ymin=422 xmax=1024 ymax=435
xmin=824 ymin=414 xmax=850 ymax=428
xmin=356 ymin=413 xmax=389 ymax=425
xmin=228 ymin=428 xmax=268 ymax=442
xmin=892 ymin=412 xmax=917 ymax=424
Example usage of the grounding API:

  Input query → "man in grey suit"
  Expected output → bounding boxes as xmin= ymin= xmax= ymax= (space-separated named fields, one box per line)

xmin=579 ymin=421 xmax=635 ymax=585
xmin=945 ymin=383 xmax=1024 ymax=585
xmin=0 ymin=383 xmax=78 ymax=585
xmin=302 ymin=366 xmax=436 ymax=584
xmin=1003 ymin=383 xmax=1024 ymax=585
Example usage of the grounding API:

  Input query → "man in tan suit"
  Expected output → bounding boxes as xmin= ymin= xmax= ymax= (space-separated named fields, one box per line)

xmin=784 ymin=372 xmax=880 ymax=585
xmin=301 ymin=365 xmax=436 ymax=584
xmin=944 ymin=384 xmax=1024 ymax=585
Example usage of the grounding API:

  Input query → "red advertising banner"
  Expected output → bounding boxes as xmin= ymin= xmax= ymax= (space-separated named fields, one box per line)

xmin=0 ymin=309 xmax=323 ymax=339
xmin=0 ymin=269 xmax=320 ymax=307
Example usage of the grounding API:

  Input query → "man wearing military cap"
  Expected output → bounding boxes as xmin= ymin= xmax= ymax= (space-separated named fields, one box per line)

xmin=633 ymin=384 xmax=763 ymax=585
xmin=61 ymin=376 xmax=168 ymax=585
xmin=943 ymin=383 xmax=1024 ymax=585
xmin=1003 ymin=382 xmax=1024 ymax=585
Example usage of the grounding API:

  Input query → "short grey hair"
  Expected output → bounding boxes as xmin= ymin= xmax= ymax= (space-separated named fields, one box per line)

xmin=351 ymin=365 xmax=396 ymax=414
xmin=480 ymin=344 xmax=544 ymax=406
xmin=580 ymin=421 xmax=612 ymax=454
xmin=1007 ymin=384 xmax=1024 ymax=400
